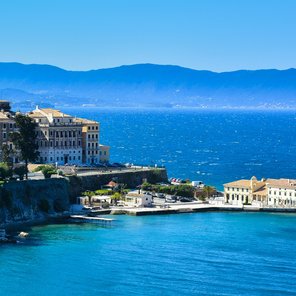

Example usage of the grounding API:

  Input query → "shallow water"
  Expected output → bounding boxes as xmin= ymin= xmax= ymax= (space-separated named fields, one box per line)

xmin=1 ymin=213 xmax=296 ymax=295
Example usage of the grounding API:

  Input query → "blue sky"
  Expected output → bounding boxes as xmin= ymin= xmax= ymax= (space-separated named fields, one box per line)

xmin=0 ymin=0 xmax=295 ymax=71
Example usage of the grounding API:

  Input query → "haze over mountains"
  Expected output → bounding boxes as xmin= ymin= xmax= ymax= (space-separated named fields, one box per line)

xmin=0 ymin=62 xmax=295 ymax=109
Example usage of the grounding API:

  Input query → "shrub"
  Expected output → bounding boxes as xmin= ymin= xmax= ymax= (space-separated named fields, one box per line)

xmin=41 ymin=165 xmax=57 ymax=179
xmin=0 ymin=162 xmax=12 ymax=180
xmin=13 ymin=165 xmax=28 ymax=180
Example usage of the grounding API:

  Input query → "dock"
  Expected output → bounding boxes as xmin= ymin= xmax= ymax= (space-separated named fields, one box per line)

xmin=70 ymin=215 xmax=113 ymax=224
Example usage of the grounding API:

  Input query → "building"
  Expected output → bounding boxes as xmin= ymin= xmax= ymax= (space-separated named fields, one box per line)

xmin=124 ymin=192 xmax=153 ymax=207
xmin=224 ymin=176 xmax=267 ymax=206
xmin=73 ymin=117 xmax=110 ymax=164
xmin=28 ymin=106 xmax=110 ymax=165
xmin=0 ymin=101 xmax=19 ymax=163
xmin=28 ymin=107 xmax=83 ymax=165
xmin=224 ymin=176 xmax=296 ymax=208
xmin=266 ymin=179 xmax=296 ymax=207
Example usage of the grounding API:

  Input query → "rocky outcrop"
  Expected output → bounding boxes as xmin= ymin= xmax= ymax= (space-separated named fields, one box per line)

xmin=0 ymin=168 xmax=168 ymax=227
xmin=0 ymin=178 xmax=69 ymax=227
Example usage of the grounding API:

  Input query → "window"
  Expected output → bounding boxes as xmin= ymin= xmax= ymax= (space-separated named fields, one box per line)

xmin=50 ymin=157 xmax=53 ymax=161
xmin=78 ymin=140 xmax=81 ymax=146
xmin=56 ymin=132 xmax=59 ymax=137
xmin=73 ymin=141 xmax=75 ymax=146
xmin=9 ymin=123 xmax=12 ymax=129
xmin=73 ymin=131 xmax=76 ymax=137
xmin=56 ymin=141 xmax=58 ymax=147
xmin=3 ymin=124 xmax=6 ymax=128
xmin=104 ymin=151 xmax=106 ymax=155
xmin=3 ymin=132 xmax=6 ymax=139
xmin=69 ymin=131 xmax=72 ymax=137
xmin=78 ymin=156 xmax=80 ymax=160
xmin=57 ymin=157 xmax=59 ymax=161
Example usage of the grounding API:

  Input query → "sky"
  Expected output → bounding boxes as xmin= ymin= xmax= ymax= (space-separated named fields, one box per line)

xmin=0 ymin=0 xmax=295 ymax=72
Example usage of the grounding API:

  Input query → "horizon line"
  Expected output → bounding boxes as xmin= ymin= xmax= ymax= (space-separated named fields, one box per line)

xmin=0 ymin=61 xmax=295 ymax=74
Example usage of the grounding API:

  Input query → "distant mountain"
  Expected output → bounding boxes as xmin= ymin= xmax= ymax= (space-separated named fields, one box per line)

xmin=0 ymin=62 xmax=295 ymax=109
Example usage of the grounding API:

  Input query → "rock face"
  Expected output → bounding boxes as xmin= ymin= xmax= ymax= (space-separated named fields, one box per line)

xmin=0 ymin=168 xmax=168 ymax=226
xmin=0 ymin=178 xmax=69 ymax=226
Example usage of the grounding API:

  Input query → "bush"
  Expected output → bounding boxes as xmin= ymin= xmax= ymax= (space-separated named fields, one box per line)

xmin=0 ymin=162 xmax=12 ymax=180
xmin=13 ymin=165 xmax=28 ymax=180
xmin=41 ymin=165 xmax=57 ymax=179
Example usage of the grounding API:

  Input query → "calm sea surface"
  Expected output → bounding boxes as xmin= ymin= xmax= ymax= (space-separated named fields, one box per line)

xmin=1 ymin=108 xmax=296 ymax=295
xmin=1 ymin=213 xmax=296 ymax=295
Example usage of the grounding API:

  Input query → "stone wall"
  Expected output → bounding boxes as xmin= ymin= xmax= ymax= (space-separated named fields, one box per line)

xmin=67 ymin=168 xmax=168 ymax=201
xmin=0 ymin=168 xmax=168 ymax=226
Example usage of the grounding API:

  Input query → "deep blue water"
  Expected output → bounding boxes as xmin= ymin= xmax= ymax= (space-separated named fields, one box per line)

xmin=1 ymin=108 xmax=296 ymax=295
xmin=1 ymin=213 xmax=296 ymax=295
xmin=65 ymin=108 xmax=296 ymax=190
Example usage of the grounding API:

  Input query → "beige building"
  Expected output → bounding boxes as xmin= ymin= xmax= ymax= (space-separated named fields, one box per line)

xmin=74 ymin=117 xmax=110 ymax=164
xmin=28 ymin=107 xmax=83 ymax=165
xmin=224 ymin=176 xmax=267 ymax=206
xmin=0 ymin=101 xmax=19 ymax=163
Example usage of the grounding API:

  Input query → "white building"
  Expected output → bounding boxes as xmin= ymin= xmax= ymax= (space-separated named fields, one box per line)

xmin=266 ymin=179 xmax=296 ymax=207
xmin=124 ymin=192 xmax=153 ymax=207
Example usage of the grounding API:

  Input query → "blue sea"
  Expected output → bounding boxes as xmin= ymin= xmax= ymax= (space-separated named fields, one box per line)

xmin=1 ymin=108 xmax=296 ymax=295
xmin=67 ymin=108 xmax=296 ymax=190
xmin=1 ymin=213 xmax=296 ymax=295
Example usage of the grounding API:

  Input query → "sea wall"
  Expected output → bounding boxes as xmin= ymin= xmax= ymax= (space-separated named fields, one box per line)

xmin=67 ymin=168 xmax=168 ymax=201
xmin=0 ymin=178 xmax=69 ymax=227
xmin=0 ymin=168 xmax=168 ymax=227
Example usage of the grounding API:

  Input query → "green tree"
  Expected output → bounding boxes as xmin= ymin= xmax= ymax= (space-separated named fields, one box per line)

xmin=1 ymin=144 xmax=13 ymax=168
xmin=13 ymin=165 xmax=28 ymax=181
xmin=203 ymin=186 xmax=216 ymax=200
xmin=82 ymin=190 xmax=95 ymax=205
xmin=0 ymin=162 xmax=12 ymax=180
xmin=10 ymin=114 xmax=39 ymax=179
xmin=111 ymin=192 xmax=121 ymax=205
xmin=41 ymin=165 xmax=57 ymax=179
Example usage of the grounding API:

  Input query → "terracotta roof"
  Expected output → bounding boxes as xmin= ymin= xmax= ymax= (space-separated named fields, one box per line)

xmin=29 ymin=108 xmax=72 ymax=118
xmin=266 ymin=178 xmax=296 ymax=189
xmin=74 ymin=117 xmax=98 ymax=124
xmin=223 ymin=180 xmax=251 ymax=188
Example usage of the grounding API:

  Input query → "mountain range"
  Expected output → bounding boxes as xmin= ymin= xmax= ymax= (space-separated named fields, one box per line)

xmin=0 ymin=62 xmax=295 ymax=109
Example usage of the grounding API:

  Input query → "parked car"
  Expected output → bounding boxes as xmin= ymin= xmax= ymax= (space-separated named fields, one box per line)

xmin=179 ymin=197 xmax=192 ymax=202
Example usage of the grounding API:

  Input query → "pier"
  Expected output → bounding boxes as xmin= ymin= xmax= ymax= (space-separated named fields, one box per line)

xmin=70 ymin=215 xmax=113 ymax=224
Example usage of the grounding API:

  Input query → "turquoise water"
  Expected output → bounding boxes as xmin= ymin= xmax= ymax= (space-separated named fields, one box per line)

xmin=2 ymin=108 xmax=295 ymax=295
xmin=1 ymin=213 xmax=296 ymax=295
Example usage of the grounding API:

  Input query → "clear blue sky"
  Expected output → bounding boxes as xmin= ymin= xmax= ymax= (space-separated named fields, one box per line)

xmin=0 ymin=0 xmax=295 ymax=71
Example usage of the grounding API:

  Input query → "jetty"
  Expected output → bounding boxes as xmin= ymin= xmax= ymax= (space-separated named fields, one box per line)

xmin=70 ymin=215 xmax=113 ymax=224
